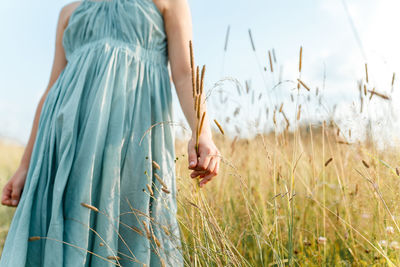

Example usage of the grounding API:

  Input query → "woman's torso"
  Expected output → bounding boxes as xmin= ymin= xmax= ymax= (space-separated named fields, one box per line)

xmin=62 ymin=0 xmax=168 ymax=65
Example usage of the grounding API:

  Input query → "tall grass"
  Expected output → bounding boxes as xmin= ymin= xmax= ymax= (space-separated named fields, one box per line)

xmin=174 ymin=123 xmax=400 ymax=266
xmin=2 ymin=111 xmax=400 ymax=266
xmin=1 ymin=40 xmax=400 ymax=267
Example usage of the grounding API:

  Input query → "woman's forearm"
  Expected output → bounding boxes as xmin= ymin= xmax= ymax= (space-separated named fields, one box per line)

xmin=174 ymin=73 xmax=213 ymax=139
xmin=18 ymin=2 xmax=72 ymax=171
xmin=18 ymin=93 xmax=48 ymax=171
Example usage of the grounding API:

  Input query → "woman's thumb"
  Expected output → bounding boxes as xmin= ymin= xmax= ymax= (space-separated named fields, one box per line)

xmin=188 ymin=144 xmax=198 ymax=168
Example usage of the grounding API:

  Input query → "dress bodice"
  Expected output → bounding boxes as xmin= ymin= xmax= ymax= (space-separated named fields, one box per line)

xmin=62 ymin=0 xmax=167 ymax=64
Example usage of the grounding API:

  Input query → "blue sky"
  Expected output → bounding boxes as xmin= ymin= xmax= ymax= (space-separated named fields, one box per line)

xmin=1 ymin=0 xmax=400 ymax=144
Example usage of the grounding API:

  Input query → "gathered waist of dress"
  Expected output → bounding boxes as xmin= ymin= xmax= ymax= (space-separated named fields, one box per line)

xmin=65 ymin=37 xmax=168 ymax=65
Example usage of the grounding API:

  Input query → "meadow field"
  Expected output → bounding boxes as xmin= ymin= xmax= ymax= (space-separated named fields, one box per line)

xmin=1 ymin=122 xmax=400 ymax=266
xmin=1 ymin=40 xmax=399 ymax=266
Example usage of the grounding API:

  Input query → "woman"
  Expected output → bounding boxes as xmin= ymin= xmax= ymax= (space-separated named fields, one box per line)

xmin=0 ymin=0 xmax=220 ymax=266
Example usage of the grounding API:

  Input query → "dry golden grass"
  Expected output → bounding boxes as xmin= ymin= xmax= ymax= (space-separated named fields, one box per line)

xmin=1 ymin=41 xmax=399 ymax=265
xmin=173 ymin=125 xmax=400 ymax=266
xmin=1 ymin=124 xmax=400 ymax=265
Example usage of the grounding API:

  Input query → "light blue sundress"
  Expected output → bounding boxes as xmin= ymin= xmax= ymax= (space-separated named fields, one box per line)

xmin=0 ymin=0 xmax=183 ymax=266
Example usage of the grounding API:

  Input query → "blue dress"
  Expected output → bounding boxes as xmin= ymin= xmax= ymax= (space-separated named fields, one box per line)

xmin=0 ymin=0 xmax=183 ymax=266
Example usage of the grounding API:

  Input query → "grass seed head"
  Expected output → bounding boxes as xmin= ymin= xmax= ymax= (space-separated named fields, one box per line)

xmin=162 ymin=187 xmax=170 ymax=194
xmin=214 ymin=119 xmax=225 ymax=135
xmin=146 ymin=184 xmax=154 ymax=196
xmin=81 ymin=202 xmax=99 ymax=212
xmin=28 ymin=236 xmax=41 ymax=242
xmin=107 ymin=256 xmax=122 ymax=261
xmin=154 ymin=173 xmax=167 ymax=188
xmin=362 ymin=160 xmax=370 ymax=168
xmin=325 ymin=158 xmax=333 ymax=167
xmin=297 ymin=79 xmax=310 ymax=91
xmin=268 ymin=50 xmax=274 ymax=72
xmin=299 ymin=46 xmax=303 ymax=73
xmin=152 ymin=160 xmax=161 ymax=170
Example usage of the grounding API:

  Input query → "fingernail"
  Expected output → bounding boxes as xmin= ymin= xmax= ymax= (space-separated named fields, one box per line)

xmin=11 ymin=200 xmax=18 ymax=206
xmin=190 ymin=161 xmax=195 ymax=166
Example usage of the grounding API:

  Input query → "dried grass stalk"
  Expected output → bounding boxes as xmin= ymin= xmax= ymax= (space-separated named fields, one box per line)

xmin=200 ymin=65 xmax=206 ymax=95
xmin=129 ymin=226 xmax=144 ymax=236
xmin=297 ymin=105 xmax=302 ymax=121
xmin=197 ymin=96 xmax=201 ymax=119
xmin=272 ymin=48 xmax=277 ymax=63
xmin=107 ymin=256 xmax=122 ymax=261
xmin=189 ymin=41 xmax=196 ymax=98
xmin=154 ymin=173 xmax=167 ymax=188
xmin=325 ymin=158 xmax=333 ymax=167
xmin=214 ymin=119 xmax=225 ymax=135
xmin=153 ymin=233 xmax=161 ymax=248
xmin=224 ymin=25 xmax=230 ymax=52
xmin=368 ymin=89 xmax=390 ymax=100
xmin=338 ymin=140 xmax=350 ymax=145
xmin=196 ymin=66 xmax=200 ymax=95
xmin=199 ymin=112 xmax=206 ymax=136
xmin=248 ymin=29 xmax=256 ymax=51
xmin=162 ymin=187 xmax=170 ymax=194
xmin=81 ymin=202 xmax=99 ymax=213
xmin=146 ymin=184 xmax=154 ymax=196
xmin=392 ymin=73 xmax=396 ymax=87
xmin=162 ymin=225 xmax=171 ymax=236
xmin=142 ymin=221 xmax=151 ymax=239
xmin=362 ymin=160 xmax=370 ymax=168
xmin=268 ymin=50 xmax=274 ymax=72
xmin=152 ymin=160 xmax=161 ymax=170
xmin=28 ymin=236 xmax=41 ymax=242
xmin=297 ymin=79 xmax=311 ymax=91
xmin=299 ymin=46 xmax=303 ymax=73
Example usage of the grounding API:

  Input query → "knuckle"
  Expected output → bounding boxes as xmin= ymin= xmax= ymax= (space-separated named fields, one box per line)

xmin=197 ymin=163 xmax=206 ymax=170
xmin=12 ymin=186 xmax=20 ymax=193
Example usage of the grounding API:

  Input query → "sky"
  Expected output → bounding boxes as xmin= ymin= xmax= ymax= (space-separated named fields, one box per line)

xmin=1 ymin=0 xmax=400 ymax=145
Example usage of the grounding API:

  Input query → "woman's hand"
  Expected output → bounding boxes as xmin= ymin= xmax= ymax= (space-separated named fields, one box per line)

xmin=1 ymin=167 xmax=27 ymax=207
xmin=0 ymin=4 xmax=72 ymax=208
xmin=188 ymin=134 xmax=221 ymax=187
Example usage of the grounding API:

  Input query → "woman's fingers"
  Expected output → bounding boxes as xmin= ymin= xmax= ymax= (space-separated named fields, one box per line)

xmin=1 ymin=180 xmax=23 ymax=207
xmin=199 ymin=157 xmax=218 ymax=187
xmin=1 ymin=182 xmax=12 ymax=206
xmin=197 ymin=150 xmax=212 ymax=172
xmin=11 ymin=183 xmax=23 ymax=206
xmin=190 ymin=169 xmax=207 ymax=178
xmin=187 ymin=135 xmax=221 ymax=187
xmin=191 ymin=152 xmax=216 ymax=178
xmin=213 ymin=159 xmax=220 ymax=176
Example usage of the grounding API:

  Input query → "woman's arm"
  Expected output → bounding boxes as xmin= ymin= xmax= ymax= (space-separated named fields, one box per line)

xmin=162 ymin=0 xmax=220 ymax=187
xmin=1 ymin=2 xmax=79 ymax=207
